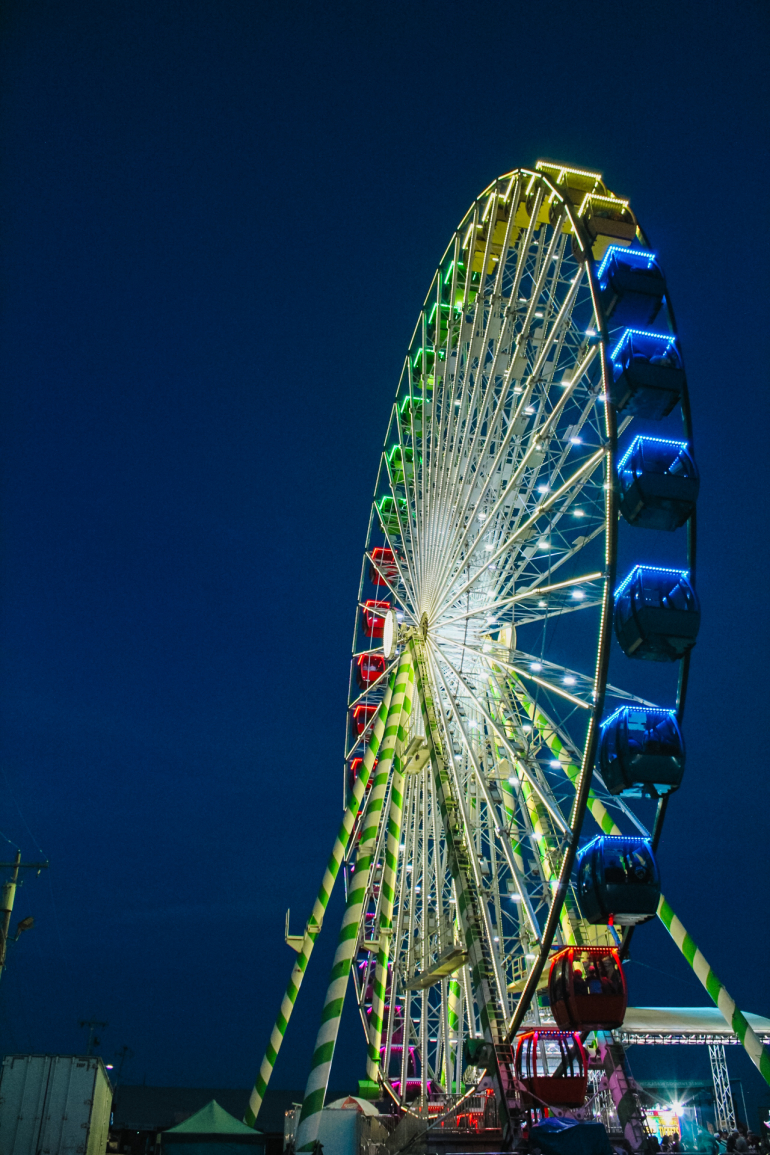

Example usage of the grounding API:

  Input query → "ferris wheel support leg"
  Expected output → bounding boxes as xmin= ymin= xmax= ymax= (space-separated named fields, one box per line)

xmin=594 ymin=1033 xmax=648 ymax=1152
xmin=295 ymin=655 xmax=415 ymax=1152
xmin=447 ymin=976 xmax=462 ymax=1092
xmin=243 ymin=671 xmax=400 ymax=1128
xmin=364 ymin=667 xmax=415 ymax=1084
xmin=657 ymin=895 xmax=770 ymax=1086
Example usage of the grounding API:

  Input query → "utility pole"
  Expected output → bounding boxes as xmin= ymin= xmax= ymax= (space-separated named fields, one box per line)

xmin=79 ymin=1019 xmax=108 ymax=1056
xmin=0 ymin=852 xmax=48 ymax=981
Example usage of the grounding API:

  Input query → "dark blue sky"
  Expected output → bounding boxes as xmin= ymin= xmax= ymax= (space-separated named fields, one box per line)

xmin=0 ymin=0 xmax=768 ymax=1127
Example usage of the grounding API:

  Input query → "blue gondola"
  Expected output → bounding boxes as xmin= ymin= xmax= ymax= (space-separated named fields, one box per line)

xmin=576 ymin=835 xmax=660 ymax=925
xmin=597 ymin=246 xmax=667 ymax=329
xmin=618 ymin=436 xmax=699 ymax=530
xmin=614 ymin=566 xmax=700 ymax=661
xmin=609 ymin=329 xmax=685 ymax=419
xmin=599 ymin=707 xmax=685 ymax=796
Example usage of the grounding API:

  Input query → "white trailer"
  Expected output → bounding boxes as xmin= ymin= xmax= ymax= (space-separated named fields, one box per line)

xmin=0 ymin=1054 xmax=113 ymax=1155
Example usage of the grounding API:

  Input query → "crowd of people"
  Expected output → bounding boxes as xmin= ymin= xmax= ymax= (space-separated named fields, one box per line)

xmin=645 ymin=1122 xmax=767 ymax=1155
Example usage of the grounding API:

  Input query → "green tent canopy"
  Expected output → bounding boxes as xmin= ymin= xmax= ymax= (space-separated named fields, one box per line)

xmin=161 ymin=1099 xmax=264 ymax=1155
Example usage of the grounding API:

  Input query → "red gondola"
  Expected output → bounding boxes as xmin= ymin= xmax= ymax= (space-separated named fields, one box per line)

xmin=356 ymin=652 xmax=387 ymax=689
xmin=369 ymin=548 xmax=399 ymax=586
xmin=362 ymin=599 xmax=390 ymax=638
xmin=352 ymin=703 xmax=377 ymax=735
xmin=548 ymin=946 xmax=627 ymax=1031
xmin=515 ymin=1029 xmax=588 ymax=1108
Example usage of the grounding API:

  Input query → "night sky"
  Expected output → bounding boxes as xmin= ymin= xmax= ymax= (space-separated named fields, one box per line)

xmin=1 ymin=0 xmax=769 ymax=1128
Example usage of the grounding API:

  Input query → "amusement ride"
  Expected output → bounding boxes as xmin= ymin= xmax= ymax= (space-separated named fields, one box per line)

xmin=245 ymin=161 xmax=770 ymax=1152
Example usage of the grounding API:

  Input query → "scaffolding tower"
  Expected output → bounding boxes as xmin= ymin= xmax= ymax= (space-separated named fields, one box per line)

xmin=709 ymin=1044 xmax=736 ymax=1132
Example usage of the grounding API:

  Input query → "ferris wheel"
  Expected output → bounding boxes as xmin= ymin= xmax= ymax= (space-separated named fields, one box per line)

xmin=287 ymin=161 xmax=701 ymax=1143
xmin=247 ymin=160 xmax=734 ymax=1145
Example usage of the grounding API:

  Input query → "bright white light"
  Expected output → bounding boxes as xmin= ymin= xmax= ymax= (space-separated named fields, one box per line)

xmin=530 ymin=662 xmax=543 ymax=671
xmin=535 ymin=311 xmax=544 ymax=318
xmin=537 ymin=538 xmax=550 ymax=551
xmin=454 ymin=400 xmax=461 ymax=406
xmin=537 ymin=484 xmax=549 ymax=494
xmin=511 ymin=894 xmax=523 ymax=902
xmin=525 ymin=952 xmax=537 ymax=961
xmin=522 ymin=724 xmax=532 ymax=733
xmin=406 ymin=864 xmax=413 ymax=872
xmin=106 ymin=1064 xmax=114 ymax=1070
xmin=538 ymin=600 xmax=547 ymax=608
xmin=494 ymin=936 xmax=500 ymax=943
xmin=585 ymin=327 xmax=597 ymax=336
xmin=524 ymin=405 xmax=535 ymax=415
xmin=563 ymin=675 xmax=577 ymax=685
xmin=484 ymin=543 xmax=494 ymax=551
xmin=572 ymin=590 xmax=586 ymax=600
xmin=572 ymin=509 xmax=585 ymax=517
xmin=415 ymin=885 xmax=421 ymax=892
xmin=508 ymin=776 xmax=520 ymax=787
xmin=550 ymin=759 xmax=561 ymax=768
xmin=478 ymin=512 xmax=487 ymax=521
xmin=486 ymin=616 xmax=498 ymax=625
xmin=399 ymin=844 xmax=405 ymax=852
xmin=533 ymin=831 xmax=544 ymax=841
xmin=570 ymin=436 xmax=582 ymax=444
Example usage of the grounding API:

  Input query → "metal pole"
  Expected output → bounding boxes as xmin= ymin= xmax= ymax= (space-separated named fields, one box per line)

xmin=0 ymin=854 xmax=47 ymax=983
xmin=0 ymin=853 xmax=21 ymax=975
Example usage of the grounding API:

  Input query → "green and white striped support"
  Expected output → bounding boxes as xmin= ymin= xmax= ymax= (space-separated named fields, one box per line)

xmin=244 ymin=673 xmax=398 ymax=1127
xmin=447 ymin=976 xmax=462 ymax=1091
xmin=295 ymin=655 xmax=414 ymax=1151
xmin=365 ymin=665 xmax=415 ymax=1081
xmin=658 ymin=895 xmax=770 ymax=1086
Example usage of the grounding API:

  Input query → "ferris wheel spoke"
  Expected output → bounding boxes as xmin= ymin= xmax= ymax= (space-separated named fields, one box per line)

xmin=363 ymin=553 xmax=418 ymax=626
xmin=427 ymin=231 xmax=576 ymax=599
xmin=424 ymin=647 xmax=516 ymax=1010
xmin=347 ymin=657 xmax=402 ymax=710
xmin=428 ymin=638 xmax=569 ymax=835
xmin=438 ymin=571 xmax=604 ymax=631
xmin=429 ymin=290 xmax=594 ymax=608
xmin=507 ymin=518 xmax=606 ymax=595
xmin=433 ymin=441 xmax=606 ymax=622
xmin=428 ymin=650 xmax=541 ymax=942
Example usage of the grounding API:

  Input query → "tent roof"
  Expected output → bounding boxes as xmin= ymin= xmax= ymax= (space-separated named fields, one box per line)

xmin=325 ymin=1096 xmax=380 ymax=1116
xmin=166 ymin=1100 xmax=261 ymax=1135
xmin=622 ymin=1007 xmax=770 ymax=1036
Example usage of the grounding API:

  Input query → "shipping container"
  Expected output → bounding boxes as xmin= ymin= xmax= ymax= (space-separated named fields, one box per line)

xmin=0 ymin=1054 xmax=113 ymax=1155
